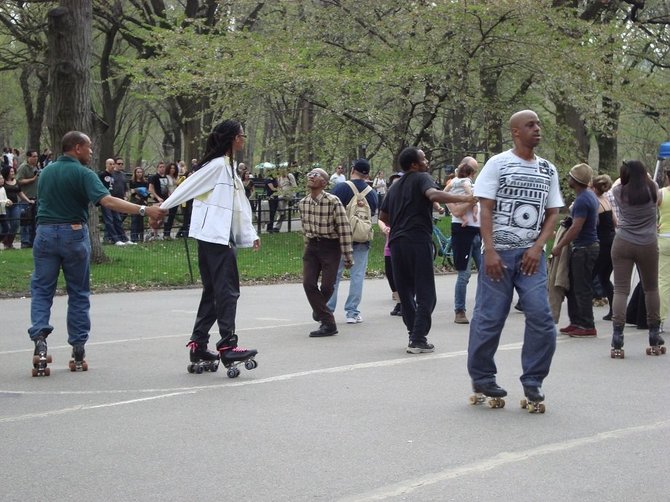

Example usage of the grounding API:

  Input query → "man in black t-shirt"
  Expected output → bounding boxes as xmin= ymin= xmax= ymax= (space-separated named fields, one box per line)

xmin=379 ymin=147 xmax=473 ymax=354
xmin=98 ymin=158 xmax=128 ymax=244
xmin=263 ymin=172 xmax=279 ymax=233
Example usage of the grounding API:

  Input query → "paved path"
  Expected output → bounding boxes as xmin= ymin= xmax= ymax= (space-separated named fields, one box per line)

xmin=1 ymin=275 xmax=668 ymax=501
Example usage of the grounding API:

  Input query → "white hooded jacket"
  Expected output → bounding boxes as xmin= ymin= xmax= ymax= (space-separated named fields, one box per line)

xmin=160 ymin=156 xmax=258 ymax=247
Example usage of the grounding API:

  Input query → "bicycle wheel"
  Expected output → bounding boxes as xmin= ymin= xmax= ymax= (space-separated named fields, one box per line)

xmin=432 ymin=239 xmax=438 ymax=261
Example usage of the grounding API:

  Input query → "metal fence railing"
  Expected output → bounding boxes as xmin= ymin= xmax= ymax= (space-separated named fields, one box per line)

xmin=1 ymin=195 xmax=423 ymax=297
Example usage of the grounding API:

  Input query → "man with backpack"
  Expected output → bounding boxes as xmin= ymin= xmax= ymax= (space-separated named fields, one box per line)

xmin=328 ymin=158 xmax=378 ymax=324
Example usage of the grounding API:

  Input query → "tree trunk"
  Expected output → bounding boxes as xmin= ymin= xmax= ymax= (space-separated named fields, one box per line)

xmin=595 ymin=94 xmax=620 ymax=175
xmin=20 ymin=67 xmax=49 ymax=152
xmin=47 ymin=1 xmax=107 ymax=263
xmin=554 ymin=99 xmax=590 ymax=169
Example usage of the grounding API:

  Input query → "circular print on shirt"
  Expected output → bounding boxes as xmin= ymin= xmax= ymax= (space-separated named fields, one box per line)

xmin=513 ymin=204 xmax=538 ymax=229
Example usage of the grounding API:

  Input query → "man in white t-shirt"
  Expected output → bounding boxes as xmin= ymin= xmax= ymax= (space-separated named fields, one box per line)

xmin=467 ymin=110 xmax=564 ymax=409
xmin=329 ymin=165 xmax=346 ymax=186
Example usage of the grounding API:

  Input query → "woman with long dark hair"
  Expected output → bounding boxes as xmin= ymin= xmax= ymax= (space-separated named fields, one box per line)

xmin=1 ymin=166 xmax=33 ymax=249
xmin=610 ymin=160 xmax=662 ymax=357
xmin=591 ymin=174 xmax=617 ymax=321
xmin=161 ymin=120 xmax=260 ymax=375
xmin=163 ymin=162 xmax=180 ymax=238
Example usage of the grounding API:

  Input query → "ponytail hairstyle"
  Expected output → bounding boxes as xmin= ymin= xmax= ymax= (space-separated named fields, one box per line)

xmin=619 ymin=160 xmax=657 ymax=205
xmin=196 ymin=120 xmax=243 ymax=171
xmin=591 ymin=174 xmax=613 ymax=196
xmin=457 ymin=163 xmax=476 ymax=178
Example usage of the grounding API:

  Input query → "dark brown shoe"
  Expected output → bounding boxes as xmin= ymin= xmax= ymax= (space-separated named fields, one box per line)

xmin=454 ymin=310 xmax=469 ymax=324
xmin=569 ymin=327 xmax=597 ymax=337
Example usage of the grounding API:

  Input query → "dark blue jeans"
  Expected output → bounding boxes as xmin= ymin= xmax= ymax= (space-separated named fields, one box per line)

xmin=29 ymin=223 xmax=91 ymax=346
xmin=101 ymin=205 xmax=127 ymax=243
xmin=390 ymin=237 xmax=436 ymax=344
xmin=451 ymin=225 xmax=482 ymax=312
xmin=468 ymin=248 xmax=556 ymax=388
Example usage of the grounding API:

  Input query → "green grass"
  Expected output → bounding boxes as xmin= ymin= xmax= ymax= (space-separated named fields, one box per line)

xmin=0 ymin=221 xmax=423 ymax=297
xmin=0 ymin=215 xmax=564 ymax=299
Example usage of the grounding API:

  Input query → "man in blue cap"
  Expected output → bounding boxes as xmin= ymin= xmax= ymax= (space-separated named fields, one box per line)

xmin=328 ymin=158 xmax=378 ymax=324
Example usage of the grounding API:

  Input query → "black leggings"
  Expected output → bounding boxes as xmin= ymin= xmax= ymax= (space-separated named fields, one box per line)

xmin=592 ymin=239 xmax=613 ymax=310
xmin=385 ymin=255 xmax=396 ymax=293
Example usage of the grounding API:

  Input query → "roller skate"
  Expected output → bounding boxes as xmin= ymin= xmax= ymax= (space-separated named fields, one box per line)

xmin=32 ymin=335 xmax=52 ymax=377
xmin=610 ymin=324 xmax=624 ymax=359
xmin=216 ymin=334 xmax=258 ymax=379
xmin=646 ymin=325 xmax=666 ymax=356
xmin=68 ymin=344 xmax=88 ymax=372
xmin=468 ymin=382 xmax=507 ymax=409
xmin=186 ymin=341 xmax=220 ymax=374
xmin=520 ymin=385 xmax=546 ymax=414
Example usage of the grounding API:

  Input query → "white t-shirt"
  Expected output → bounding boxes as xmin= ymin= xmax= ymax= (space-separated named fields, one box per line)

xmin=449 ymin=178 xmax=480 ymax=228
xmin=474 ymin=149 xmax=563 ymax=250
xmin=330 ymin=173 xmax=346 ymax=185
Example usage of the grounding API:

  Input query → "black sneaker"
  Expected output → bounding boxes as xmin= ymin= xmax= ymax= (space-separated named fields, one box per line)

xmin=523 ymin=385 xmax=545 ymax=402
xmin=390 ymin=303 xmax=402 ymax=316
xmin=309 ymin=323 xmax=338 ymax=337
xmin=406 ymin=340 xmax=434 ymax=354
xmin=473 ymin=382 xmax=508 ymax=397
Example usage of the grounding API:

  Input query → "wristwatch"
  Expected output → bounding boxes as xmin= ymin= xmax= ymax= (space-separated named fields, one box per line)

xmin=139 ymin=205 xmax=146 ymax=217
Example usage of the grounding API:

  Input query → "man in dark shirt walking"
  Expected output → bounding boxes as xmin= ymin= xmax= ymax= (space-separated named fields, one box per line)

xmin=380 ymin=147 xmax=474 ymax=353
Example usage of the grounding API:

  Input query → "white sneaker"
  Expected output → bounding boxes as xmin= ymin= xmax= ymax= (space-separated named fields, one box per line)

xmin=346 ymin=315 xmax=363 ymax=324
xmin=114 ymin=241 xmax=126 ymax=246
xmin=125 ymin=241 xmax=137 ymax=245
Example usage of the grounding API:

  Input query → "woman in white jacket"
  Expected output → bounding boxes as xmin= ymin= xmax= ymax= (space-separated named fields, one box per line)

xmin=162 ymin=120 xmax=260 ymax=373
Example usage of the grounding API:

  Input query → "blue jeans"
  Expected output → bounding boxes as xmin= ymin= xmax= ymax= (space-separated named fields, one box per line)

xmin=328 ymin=242 xmax=370 ymax=317
xmin=468 ymin=248 xmax=556 ymax=388
xmin=19 ymin=201 xmax=35 ymax=246
xmin=454 ymin=233 xmax=482 ymax=312
xmin=4 ymin=203 xmax=21 ymax=234
xmin=29 ymin=224 xmax=92 ymax=346
xmin=101 ymin=205 xmax=127 ymax=243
